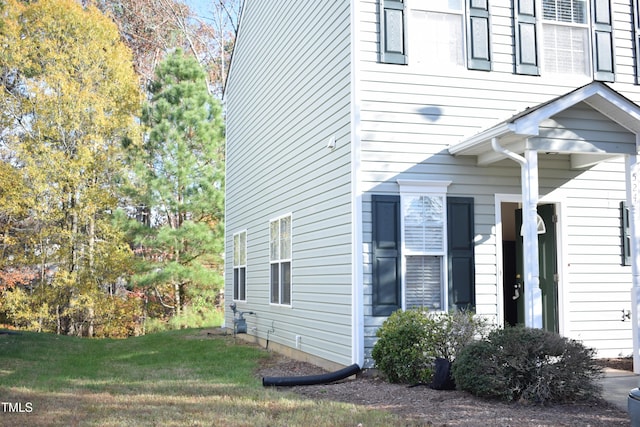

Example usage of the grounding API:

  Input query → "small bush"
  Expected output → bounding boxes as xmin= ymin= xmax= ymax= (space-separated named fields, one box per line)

xmin=452 ymin=326 xmax=603 ymax=404
xmin=371 ymin=309 xmax=432 ymax=383
xmin=371 ymin=309 xmax=490 ymax=384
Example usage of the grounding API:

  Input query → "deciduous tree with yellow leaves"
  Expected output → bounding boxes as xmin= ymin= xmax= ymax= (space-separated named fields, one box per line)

xmin=0 ymin=0 xmax=143 ymax=336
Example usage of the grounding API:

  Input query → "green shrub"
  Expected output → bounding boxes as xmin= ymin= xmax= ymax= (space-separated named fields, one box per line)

xmin=425 ymin=309 xmax=492 ymax=361
xmin=371 ymin=309 xmax=432 ymax=383
xmin=452 ymin=326 xmax=603 ymax=404
xmin=371 ymin=309 xmax=491 ymax=384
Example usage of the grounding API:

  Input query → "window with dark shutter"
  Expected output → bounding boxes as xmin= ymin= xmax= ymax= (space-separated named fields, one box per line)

xmin=467 ymin=0 xmax=491 ymax=71
xmin=514 ymin=0 xmax=614 ymax=80
xmin=372 ymin=193 xmax=475 ymax=315
xmin=514 ymin=0 xmax=539 ymax=75
xmin=621 ymin=202 xmax=631 ymax=266
xmin=447 ymin=197 xmax=476 ymax=311
xmin=372 ymin=195 xmax=402 ymax=316
xmin=380 ymin=0 xmax=407 ymax=64
xmin=591 ymin=0 xmax=614 ymax=81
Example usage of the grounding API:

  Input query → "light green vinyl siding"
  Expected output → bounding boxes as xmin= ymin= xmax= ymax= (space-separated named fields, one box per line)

xmin=225 ymin=1 xmax=354 ymax=366
xmin=358 ymin=0 xmax=640 ymax=365
xmin=227 ymin=0 xmax=640 ymax=368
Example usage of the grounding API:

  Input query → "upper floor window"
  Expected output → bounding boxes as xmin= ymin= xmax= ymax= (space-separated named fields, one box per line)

xmin=380 ymin=0 xmax=491 ymax=71
xmin=514 ymin=0 xmax=614 ymax=81
xmin=380 ymin=0 xmax=614 ymax=81
xmin=270 ymin=214 xmax=291 ymax=306
xmin=541 ymin=0 xmax=589 ymax=76
xmin=411 ymin=2 xmax=465 ymax=69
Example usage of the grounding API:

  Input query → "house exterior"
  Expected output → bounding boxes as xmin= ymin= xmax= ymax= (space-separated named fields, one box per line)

xmin=224 ymin=0 xmax=640 ymax=371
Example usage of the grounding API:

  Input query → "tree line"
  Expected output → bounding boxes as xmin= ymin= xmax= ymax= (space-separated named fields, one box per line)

xmin=0 ymin=0 xmax=236 ymax=337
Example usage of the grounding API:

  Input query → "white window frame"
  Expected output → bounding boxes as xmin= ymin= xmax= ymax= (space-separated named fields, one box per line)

xmin=269 ymin=213 xmax=292 ymax=306
xmin=398 ymin=180 xmax=451 ymax=311
xmin=539 ymin=0 xmax=591 ymax=77
xmin=233 ymin=230 xmax=247 ymax=302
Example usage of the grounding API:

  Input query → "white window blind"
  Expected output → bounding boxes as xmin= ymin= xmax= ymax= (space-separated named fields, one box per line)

xmin=405 ymin=256 xmax=442 ymax=310
xmin=402 ymin=193 xmax=446 ymax=310
xmin=543 ymin=0 xmax=586 ymax=23
xmin=543 ymin=26 xmax=589 ymax=74
xmin=541 ymin=0 xmax=589 ymax=76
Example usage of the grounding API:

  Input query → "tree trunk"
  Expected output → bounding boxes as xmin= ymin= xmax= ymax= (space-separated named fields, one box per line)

xmin=88 ymin=214 xmax=95 ymax=273
xmin=174 ymin=282 xmax=181 ymax=317
xmin=88 ymin=306 xmax=94 ymax=337
xmin=56 ymin=305 xmax=61 ymax=335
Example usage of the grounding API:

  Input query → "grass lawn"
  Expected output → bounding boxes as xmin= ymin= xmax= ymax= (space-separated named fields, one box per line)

xmin=0 ymin=329 xmax=411 ymax=426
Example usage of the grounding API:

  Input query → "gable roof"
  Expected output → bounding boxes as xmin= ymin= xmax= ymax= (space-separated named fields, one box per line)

xmin=222 ymin=0 xmax=247 ymax=100
xmin=449 ymin=81 xmax=640 ymax=167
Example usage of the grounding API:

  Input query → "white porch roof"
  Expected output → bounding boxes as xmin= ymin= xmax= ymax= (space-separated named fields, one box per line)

xmin=447 ymin=82 xmax=640 ymax=373
xmin=449 ymin=81 xmax=640 ymax=167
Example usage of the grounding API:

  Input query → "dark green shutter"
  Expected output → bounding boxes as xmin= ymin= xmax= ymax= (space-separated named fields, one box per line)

xmin=591 ymin=0 xmax=614 ymax=81
xmin=621 ymin=201 xmax=631 ymax=266
xmin=467 ymin=0 xmax=491 ymax=71
xmin=380 ymin=0 xmax=407 ymax=64
xmin=634 ymin=0 xmax=640 ymax=84
xmin=513 ymin=0 xmax=539 ymax=75
xmin=447 ymin=197 xmax=476 ymax=311
xmin=372 ymin=195 xmax=402 ymax=316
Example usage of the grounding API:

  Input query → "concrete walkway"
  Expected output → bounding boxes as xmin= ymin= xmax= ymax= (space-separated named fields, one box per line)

xmin=601 ymin=367 xmax=639 ymax=412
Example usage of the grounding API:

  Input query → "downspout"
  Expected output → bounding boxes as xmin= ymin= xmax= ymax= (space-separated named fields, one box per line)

xmin=262 ymin=363 xmax=361 ymax=387
xmin=350 ymin=0 xmax=365 ymax=368
xmin=491 ymin=138 xmax=543 ymax=328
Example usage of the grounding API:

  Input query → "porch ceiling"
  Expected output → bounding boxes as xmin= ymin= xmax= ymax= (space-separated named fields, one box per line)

xmin=448 ymin=82 xmax=640 ymax=168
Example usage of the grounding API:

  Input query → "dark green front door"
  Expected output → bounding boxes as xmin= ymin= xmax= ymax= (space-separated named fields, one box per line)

xmin=515 ymin=204 xmax=559 ymax=333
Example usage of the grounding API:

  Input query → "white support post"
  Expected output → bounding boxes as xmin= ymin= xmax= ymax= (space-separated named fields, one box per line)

xmin=523 ymin=149 xmax=543 ymax=328
xmin=627 ymin=154 xmax=640 ymax=373
xmin=491 ymin=138 xmax=543 ymax=329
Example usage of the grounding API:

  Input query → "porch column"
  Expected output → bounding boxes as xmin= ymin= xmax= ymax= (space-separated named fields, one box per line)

xmin=627 ymin=154 xmax=640 ymax=373
xmin=522 ymin=149 xmax=543 ymax=328
xmin=491 ymin=139 xmax=543 ymax=328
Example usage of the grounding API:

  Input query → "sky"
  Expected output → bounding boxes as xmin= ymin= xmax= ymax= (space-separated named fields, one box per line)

xmin=182 ymin=1 xmax=215 ymax=21
xmin=180 ymin=1 xmax=240 ymax=29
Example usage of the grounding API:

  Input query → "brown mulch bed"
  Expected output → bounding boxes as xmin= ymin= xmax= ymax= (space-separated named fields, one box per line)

xmin=596 ymin=357 xmax=634 ymax=372
xmin=257 ymin=355 xmax=631 ymax=426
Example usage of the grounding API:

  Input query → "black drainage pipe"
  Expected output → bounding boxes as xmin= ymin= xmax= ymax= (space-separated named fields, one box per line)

xmin=262 ymin=363 xmax=361 ymax=387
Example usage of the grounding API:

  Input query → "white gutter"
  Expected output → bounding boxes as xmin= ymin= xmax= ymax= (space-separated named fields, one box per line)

xmin=491 ymin=138 xmax=543 ymax=328
xmin=448 ymin=123 xmax=514 ymax=156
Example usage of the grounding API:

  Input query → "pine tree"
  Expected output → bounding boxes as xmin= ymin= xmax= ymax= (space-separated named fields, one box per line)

xmin=127 ymin=49 xmax=225 ymax=327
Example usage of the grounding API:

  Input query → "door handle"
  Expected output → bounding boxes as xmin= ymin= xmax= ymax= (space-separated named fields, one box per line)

xmin=513 ymin=275 xmax=522 ymax=300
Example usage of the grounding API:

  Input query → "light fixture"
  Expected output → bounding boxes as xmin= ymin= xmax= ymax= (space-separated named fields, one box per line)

xmin=327 ymin=136 xmax=336 ymax=150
